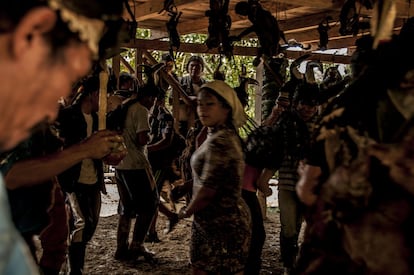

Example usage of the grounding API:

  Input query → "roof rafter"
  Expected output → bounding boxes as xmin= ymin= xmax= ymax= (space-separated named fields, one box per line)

xmin=123 ymin=38 xmax=352 ymax=63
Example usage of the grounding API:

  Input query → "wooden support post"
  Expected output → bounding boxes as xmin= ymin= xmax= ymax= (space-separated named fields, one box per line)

xmin=136 ymin=49 xmax=144 ymax=86
xmin=255 ymin=62 xmax=263 ymax=125
xmin=112 ymin=55 xmax=121 ymax=85
xmin=98 ymin=69 xmax=108 ymax=130
xmin=255 ymin=61 xmax=267 ymax=219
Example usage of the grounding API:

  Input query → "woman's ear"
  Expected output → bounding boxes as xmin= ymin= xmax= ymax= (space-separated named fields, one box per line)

xmin=11 ymin=7 xmax=57 ymax=58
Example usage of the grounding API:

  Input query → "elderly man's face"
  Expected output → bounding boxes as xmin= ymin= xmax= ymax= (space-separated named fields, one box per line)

xmin=188 ymin=61 xmax=203 ymax=79
xmin=0 ymin=8 xmax=93 ymax=150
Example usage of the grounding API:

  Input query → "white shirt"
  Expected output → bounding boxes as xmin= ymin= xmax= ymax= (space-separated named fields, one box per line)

xmin=78 ymin=112 xmax=97 ymax=184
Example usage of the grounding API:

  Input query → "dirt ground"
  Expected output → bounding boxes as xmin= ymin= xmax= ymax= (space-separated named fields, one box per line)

xmin=82 ymin=184 xmax=285 ymax=275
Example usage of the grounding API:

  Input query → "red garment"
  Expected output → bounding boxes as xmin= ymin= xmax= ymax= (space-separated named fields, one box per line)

xmin=38 ymin=182 xmax=68 ymax=271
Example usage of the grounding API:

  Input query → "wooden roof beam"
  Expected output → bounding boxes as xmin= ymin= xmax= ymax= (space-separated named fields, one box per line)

xmin=269 ymin=0 xmax=344 ymax=9
xmin=229 ymin=10 xmax=342 ymax=36
xmin=286 ymin=17 xmax=405 ymax=46
xmin=268 ymin=0 xmax=413 ymax=16
xmin=124 ymin=39 xmax=352 ymax=63
xmin=178 ymin=18 xmax=208 ymax=35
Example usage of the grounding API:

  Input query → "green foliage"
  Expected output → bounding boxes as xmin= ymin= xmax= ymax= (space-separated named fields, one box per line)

xmin=120 ymin=49 xmax=136 ymax=70
xmin=136 ymin=28 xmax=151 ymax=39
xmin=181 ymin=33 xmax=207 ymax=44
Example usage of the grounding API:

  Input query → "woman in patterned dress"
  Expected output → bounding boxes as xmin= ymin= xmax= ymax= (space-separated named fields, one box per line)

xmin=178 ymin=80 xmax=251 ymax=275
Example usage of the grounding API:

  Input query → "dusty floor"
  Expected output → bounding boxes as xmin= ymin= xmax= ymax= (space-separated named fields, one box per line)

xmin=82 ymin=184 xmax=285 ymax=275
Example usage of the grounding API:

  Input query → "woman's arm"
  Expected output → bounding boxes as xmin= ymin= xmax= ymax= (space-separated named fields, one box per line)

xmin=257 ymin=168 xmax=275 ymax=197
xmin=179 ymin=185 xmax=216 ymax=218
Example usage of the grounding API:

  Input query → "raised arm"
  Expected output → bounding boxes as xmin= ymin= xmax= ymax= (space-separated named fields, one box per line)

xmin=179 ymin=185 xmax=216 ymax=219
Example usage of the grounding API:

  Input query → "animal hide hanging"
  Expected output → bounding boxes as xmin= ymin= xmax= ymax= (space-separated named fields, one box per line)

xmin=317 ymin=16 xmax=332 ymax=50
xmin=205 ymin=0 xmax=233 ymax=58
xmin=234 ymin=76 xmax=259 ymax=108
xmin=160 ymin=0 xmax=182 ymax=59
xmin=339 ymin=0 xmax=360 ymax=36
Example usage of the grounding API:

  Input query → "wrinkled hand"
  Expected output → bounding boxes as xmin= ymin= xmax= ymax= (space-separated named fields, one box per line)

xmin=80 ymin=130 xmax=127 ymax=163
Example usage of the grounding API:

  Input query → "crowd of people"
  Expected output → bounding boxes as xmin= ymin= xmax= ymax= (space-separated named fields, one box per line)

xmin=1 ymin=1 xmax=414 ymax=275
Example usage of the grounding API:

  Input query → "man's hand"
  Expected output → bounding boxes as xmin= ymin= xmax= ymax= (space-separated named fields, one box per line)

xmin=80 ymin=130 xmax=126 ymax=160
